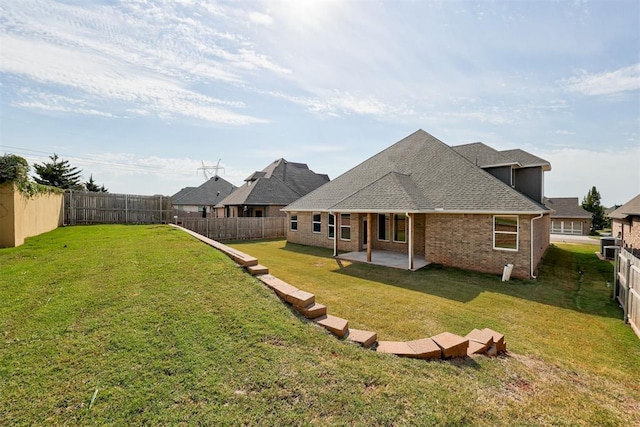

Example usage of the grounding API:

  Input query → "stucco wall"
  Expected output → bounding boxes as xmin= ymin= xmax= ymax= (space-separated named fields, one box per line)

xmin=0 ymin=183 xmax=63 ymax=248
xmin=287 ymin=211 xmax=550 ymax=279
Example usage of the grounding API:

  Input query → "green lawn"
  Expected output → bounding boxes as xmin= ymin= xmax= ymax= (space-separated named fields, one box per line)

xmin=1 ymin=225 xmax=639 ymax=425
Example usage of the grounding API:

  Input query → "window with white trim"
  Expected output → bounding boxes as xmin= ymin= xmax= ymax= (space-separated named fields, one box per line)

xmin=290 ymin=214 xmax=298 ymax=231
xmin=340 ymin=214 xmax=351 ymax=240
xmin=328 ymin=214 xmax=335 ymax=239
xmin=378 ymin=214 xmax=390 ymax=241
xmin=493 ymin=215 xmax=518 ymax=251
xmin=312 ymin=213 xmax=321 ymax=233
xmin=393 ymin=214 xmax=406 ymax=243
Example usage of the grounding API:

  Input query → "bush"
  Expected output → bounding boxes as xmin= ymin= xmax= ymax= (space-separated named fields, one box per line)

xmin=0 ymin=154 xmax=30 ymax=184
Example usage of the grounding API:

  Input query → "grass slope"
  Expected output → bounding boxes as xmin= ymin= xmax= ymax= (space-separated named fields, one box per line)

xmin=0 ymin=226 xmax=637 ymax=425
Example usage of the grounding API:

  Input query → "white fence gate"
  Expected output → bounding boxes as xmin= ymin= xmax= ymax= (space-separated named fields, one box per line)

xmin=615 ymin=248 xmax=640 ymax=339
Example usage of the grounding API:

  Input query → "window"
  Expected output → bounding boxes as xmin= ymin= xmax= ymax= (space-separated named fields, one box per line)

xmin=328 ymin=214 xmax=335 ymax=239
xmin=494 ymin=215 xmax=518 ymax=250
xmin=378 ymin=214 xmax=390 ymax=241
xmin=393 ymin=214 xmax=406 ymax=243
xmin=290 ymin=214 xmax=298 ymax=231
xmin=312 ymin=213 xmax=321 ymax=233
xmin=340 ymin=214 xmax=351 ymax=240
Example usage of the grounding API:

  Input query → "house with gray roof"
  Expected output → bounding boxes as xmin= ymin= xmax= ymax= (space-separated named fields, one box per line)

xmin=544 ymin=197 xmax=592 ymax=235
xmin=283 ymin=130 xmax=551 ymax=279
xmin=171 ymin=176 xmax=236 ymax=218
xmin=452 ymin=142 xmax=551 ymax=204
xmin=609 ymin=194 xmax=640 ymax=254
xmin=215 ymin=158 xmax=329 ymax=218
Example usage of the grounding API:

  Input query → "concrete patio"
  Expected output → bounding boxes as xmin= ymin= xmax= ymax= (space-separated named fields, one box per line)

xmin=338 ymin=250 xmax=429 ymax=271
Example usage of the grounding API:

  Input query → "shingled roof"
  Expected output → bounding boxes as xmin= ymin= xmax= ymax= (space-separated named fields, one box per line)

xmin=452 ymin=142 xmax=518 ymax=168
xmin=171 ymin=176 xmax=236 ymax=207
xmin=452 ymin=143 xmax=551 ymax=171
xmin=284 ymin=130 xmax=549 ymax=214
xmin=543 ymin=197 xmax=591 ymax=218
xmin=609 ymin=194 xmax=640 ymax=220
xmin=216 ymin=158 xmax=329 ymax=207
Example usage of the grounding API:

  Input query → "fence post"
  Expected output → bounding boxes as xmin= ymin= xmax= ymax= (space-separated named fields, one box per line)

xmin=614 ymin=247 xmax=620 ymax=300
xmin=262 ymin=217 xmax=265 ymax=239
xmin=236 ymin=217 xmax=239 ymax=240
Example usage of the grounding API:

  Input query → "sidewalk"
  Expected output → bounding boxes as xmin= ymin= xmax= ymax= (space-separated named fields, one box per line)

xmin=550 ymin=234 xmax=600 ymax=245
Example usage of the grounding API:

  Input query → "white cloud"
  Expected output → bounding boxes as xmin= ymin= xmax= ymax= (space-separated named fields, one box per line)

xmin=564 ymin=64 xmax=640 ymax=96
xmin=249 ymin=12 xmax=274 ymax=26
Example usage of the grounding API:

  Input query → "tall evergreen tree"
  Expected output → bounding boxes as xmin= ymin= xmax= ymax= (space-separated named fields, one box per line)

xmin=85 ymin=174 xmax=108 ymax=192
xmin=33 ymin=154 xmax=83 ymax=190
xmin=582 ymin=186 xmax=606 ymax=231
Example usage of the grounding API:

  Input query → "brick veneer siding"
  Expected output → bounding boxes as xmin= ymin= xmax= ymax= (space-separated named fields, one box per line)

xmin=423 ymin=213 xmax=548 ymax=279
xmin=287 ymin=211 xmax=549 ymax=279
xmin=613 ymin=216 xmax=640 ymax=252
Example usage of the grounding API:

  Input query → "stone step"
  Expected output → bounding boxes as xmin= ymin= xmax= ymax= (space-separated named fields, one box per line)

xmin=247 ymin=264 xmax=269 ymax=275
xmin=285 ymin=290 xmax=315 ymax=308
xmin=257 ymin=275 xmax=299 ymax=299
xmin=406 ymin=338 xmax=442 ymax=359
xmin=465 ymin=328 xmax=494 ymax=355
xmin=482 ymin=328 xmax=506 ymax=353
xmin=295 ymin=302 xmax=327 ymax=319
xmin=346 ymin=329 xmax=377 ymax=348
xmin=376 ymin=341 xmax=416 ymax=357
xmin=314 ymin=315 xmax=348 ymax=338
xmin=431 ymin=332 xmax=469 ymax=358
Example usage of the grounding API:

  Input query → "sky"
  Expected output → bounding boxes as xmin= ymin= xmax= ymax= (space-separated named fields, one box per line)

xmin=1 ymin=0 xmax=638 ymax=207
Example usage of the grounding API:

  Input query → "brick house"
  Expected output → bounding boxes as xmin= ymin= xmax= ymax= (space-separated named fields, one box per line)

xmin=543 ymin=197 xmax=592 ymax=235
xmin=609 ymin=194 xmax=640 ymax=255
xmin=215 ymin=158 xmax=329 ymax=218
xmin=283 ymin=130 xmax=551 ymax=279
xmin=171 ymin=176 xmax=236 ymax=218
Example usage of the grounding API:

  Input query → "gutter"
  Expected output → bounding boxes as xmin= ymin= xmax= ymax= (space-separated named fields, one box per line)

xmin=530 ymin=213 xmax=545 ymax=279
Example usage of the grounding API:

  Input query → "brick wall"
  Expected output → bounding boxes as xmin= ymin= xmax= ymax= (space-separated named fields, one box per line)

xmin=424 ymin=213 xmax=548 ymax=279
xmin=614 ymin=216 xmax=640 ymax=251
xmin=287 ymin=211 xmax=550 ymax=279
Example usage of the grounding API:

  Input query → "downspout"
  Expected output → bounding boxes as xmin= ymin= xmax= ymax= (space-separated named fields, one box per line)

xmin=530 ymin=213 xmax=544 ymax=279
xmin=331 ymin=211 xmax=338 ymax=257
xmin=407 ymin=212 xmax=414 ymax=270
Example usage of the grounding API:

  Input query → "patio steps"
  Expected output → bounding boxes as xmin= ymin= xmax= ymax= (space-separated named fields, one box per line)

xmin=172 ymin=226 xmax=508 ymax=361
xmin=247 ymin=264 xmax=269 ymax=275
xmin=346 ymin=329 xmax=378 ymax=348
xmin=314 ymin=315 xmax=349 ymax=338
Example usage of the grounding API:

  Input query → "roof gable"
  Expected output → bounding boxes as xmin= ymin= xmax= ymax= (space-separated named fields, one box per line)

xmin=501 ymin=148 xmax=551 ymax=171
xmin=544 ymin=197 xmax=591 ymax=218
xmin=172 ymin=177 xmax=235 ymax=206
xmin=217 ymin=158 xmax=329 ymax=207
xmin=452 ymin=142 xmax=518 ymax=168
xmin=609 ymin=194 xmax=640 ymax=219
xmin=285 ymin=130 xmax=548 ymax=214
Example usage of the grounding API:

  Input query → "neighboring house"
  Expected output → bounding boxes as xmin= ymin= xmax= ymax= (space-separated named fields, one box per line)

xmin=171 ymin=176 xmax=236 ymax=217
xmin=543 ymin=197 xmax=592 ymax=235
xmin=215 ymin=158 xmax=329 ymax=218
xmin=609 ymin=194 xmax=640 ymax=254
xmin=283 ymin=130 xmax=551 ymax=279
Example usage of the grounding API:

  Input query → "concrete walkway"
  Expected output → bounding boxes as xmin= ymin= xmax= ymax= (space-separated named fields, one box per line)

xmin=338 ymin=250 xmax=430 ymax=271
xmin=550 ymin=234 xmax=600 ymax=245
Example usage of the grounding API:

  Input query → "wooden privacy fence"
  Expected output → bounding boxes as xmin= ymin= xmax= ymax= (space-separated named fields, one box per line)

xmin=178 ymin=217 xmax=286 ymax=241
xmin=64 ymin=191 xmax=172 ymax=225
xmin=615 ymin=248 xmax=640 ymax=339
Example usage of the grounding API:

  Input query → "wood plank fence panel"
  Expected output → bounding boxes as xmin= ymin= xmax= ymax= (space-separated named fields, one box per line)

xmin=64 ymin=191 xmax=172 ymax=225
xmin=616 ymin=248 xmax=640 ymax=339
xmin=177 ymin=217 xmax=286 ymax=241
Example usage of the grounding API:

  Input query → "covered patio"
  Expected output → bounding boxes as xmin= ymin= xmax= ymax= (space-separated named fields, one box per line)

xmin=338 ymin=249 xmax=429 ymax=271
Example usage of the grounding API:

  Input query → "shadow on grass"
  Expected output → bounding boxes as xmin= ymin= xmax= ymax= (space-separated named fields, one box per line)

xmin=281 ymin=242 xmax=621 ymax=319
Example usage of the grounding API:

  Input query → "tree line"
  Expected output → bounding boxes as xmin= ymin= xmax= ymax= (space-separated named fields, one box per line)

xmin=0 ymin=153 xmax=108 ymax=192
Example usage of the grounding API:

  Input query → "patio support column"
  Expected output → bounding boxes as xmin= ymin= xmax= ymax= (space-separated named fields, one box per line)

xmin=367 ymin=212 xmax=372 ymax=263
xmin=333 ymin=212 xmax=339 ymax=257
xmin=407 ymin=212 xmax=414 ymax=270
